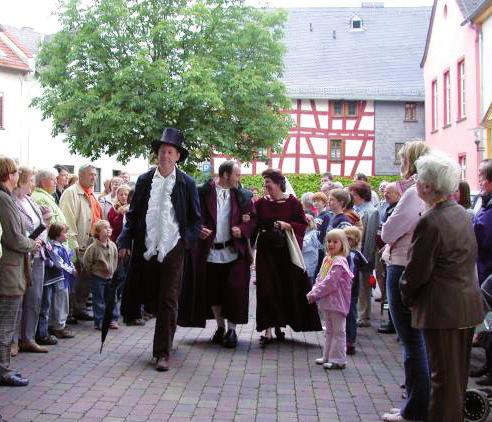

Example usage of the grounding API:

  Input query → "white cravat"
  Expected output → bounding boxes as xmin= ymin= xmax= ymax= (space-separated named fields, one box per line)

xmin=144 ymin=167 xmax=181 ymax=262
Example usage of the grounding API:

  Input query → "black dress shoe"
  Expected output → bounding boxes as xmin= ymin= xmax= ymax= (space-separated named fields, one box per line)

xmin=274 ymin=327 xmax=285 ymax=341
xmin=223 ymin=329 xmax=238 ymax=348
xmin=377 ymin=323 xmax=396 ymax=334
xmin=36 ymin=335 xmax=58 ymax=346
xmin=74 ymin=312 xmax=94 ymax=321
xmin=470 ymin=366 xmax=489 ymax=378
xmin=125 ymin=319 xmax=146 ymax=326
xmin=211 ymin=327 xmax=225 ymax=344
xmin=0 ymin=373 xmax=29 ymax=387
xmin=346 ymin=344 xmax=356 ymax=355
xmin=477 ymin=375 xmax=492 ymax=386
xmin=66 ymin=316 xmax=78 ymax=325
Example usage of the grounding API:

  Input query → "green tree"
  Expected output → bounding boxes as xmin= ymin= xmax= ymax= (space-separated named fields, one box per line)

xmin=33 ymin=0 xmax=291 ymax=169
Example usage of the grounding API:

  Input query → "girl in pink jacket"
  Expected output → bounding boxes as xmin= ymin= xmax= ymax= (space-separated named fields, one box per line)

xmin=307 ymin=229 xmax=354 ymax=369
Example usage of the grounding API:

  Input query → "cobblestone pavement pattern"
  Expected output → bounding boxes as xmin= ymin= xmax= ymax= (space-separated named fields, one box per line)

xmin=0 ymin=287 xmax=489 ymax=421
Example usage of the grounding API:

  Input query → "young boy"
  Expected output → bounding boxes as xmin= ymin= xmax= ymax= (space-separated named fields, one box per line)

xmin=83 ymin=220 xmax=118 ymax=330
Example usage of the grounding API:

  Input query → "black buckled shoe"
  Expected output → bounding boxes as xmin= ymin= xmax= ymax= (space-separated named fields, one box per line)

xmin=274 ymin=327 xmax=285 ymax=342
xmin=0 ymin=373 xmax=29 ymax=387
xmin=211 ymin=327 xmax=225 ymax=344
xmin=223 ymin=329 xmax=238 ymax=348
xmin=377 ymin=323 xmax=396 ymax=334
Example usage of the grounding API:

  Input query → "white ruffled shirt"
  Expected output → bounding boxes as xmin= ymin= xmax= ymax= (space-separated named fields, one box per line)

xmin=207 ymin=185 xmax=238 ymax=264
xmin=144 ymin=167 xmax=180 ymax=262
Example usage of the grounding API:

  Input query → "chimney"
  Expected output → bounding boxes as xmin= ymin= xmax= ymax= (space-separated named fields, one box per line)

xmin=309 ymin=23 xmax=313 ymax=32
xmin=332 ymin=30 xmax=336 ymax=39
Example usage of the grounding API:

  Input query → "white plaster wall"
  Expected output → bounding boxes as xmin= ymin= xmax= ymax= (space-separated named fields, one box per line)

xmin=0 ymin=70 xmax=151 ymax=191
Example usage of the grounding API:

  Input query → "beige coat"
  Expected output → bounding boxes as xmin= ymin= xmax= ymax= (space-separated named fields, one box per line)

xmin=0 ymin=188 xmax=37 ymax=296
xmin=59 ymin=183 xmax=94 ymax=251
xmin=401 ymin=200 xmax=487 ymax=329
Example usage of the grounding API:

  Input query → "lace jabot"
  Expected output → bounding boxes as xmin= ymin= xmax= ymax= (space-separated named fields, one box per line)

xmin=144 ymin=167 xmax=180 ymax=262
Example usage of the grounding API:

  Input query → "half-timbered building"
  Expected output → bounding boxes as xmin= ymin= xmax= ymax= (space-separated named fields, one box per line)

xmin=213 ymin=4 xmax=431 ymax=176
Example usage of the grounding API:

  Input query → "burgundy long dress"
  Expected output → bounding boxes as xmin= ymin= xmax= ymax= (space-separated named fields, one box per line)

xmin=255 ymin=195 xmax=322 ymax=332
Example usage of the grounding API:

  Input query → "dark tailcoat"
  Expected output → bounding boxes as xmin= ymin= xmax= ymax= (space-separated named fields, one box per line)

xmin=117 ymin=167 xmax=200 ymax=319
xmin=178 ymin=180 xmax=256 ymax=327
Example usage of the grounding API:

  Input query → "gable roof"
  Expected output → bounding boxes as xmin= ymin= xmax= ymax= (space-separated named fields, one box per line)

xmin=280 ymin=6 xmax=432 ymax=102
xmin=2 ymin=25 xmax=43 ymax=55
xmin=0 ymin=26 xmax=31 ymax=73
xmin=456 ymin=0 xmax=485 ymax=17
xmin=466 ymin=0 xmax=492 ymax=21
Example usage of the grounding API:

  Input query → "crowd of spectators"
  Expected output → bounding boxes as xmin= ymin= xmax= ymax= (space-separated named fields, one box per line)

xmin=0 ymin=140 xmax=491 ymax=422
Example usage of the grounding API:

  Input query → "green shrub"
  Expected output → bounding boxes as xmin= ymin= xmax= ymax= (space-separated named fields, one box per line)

xmin=241 ymin=174 xmax=401 ymax=196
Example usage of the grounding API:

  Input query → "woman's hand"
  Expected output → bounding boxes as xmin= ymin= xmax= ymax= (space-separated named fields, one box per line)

xmin=275 ymin=220 xmax=291 ymax=231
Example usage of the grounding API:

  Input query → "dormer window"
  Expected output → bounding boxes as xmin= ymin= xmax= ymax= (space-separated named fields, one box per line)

xmin=350 ymin=15 xmax=363 ymax=31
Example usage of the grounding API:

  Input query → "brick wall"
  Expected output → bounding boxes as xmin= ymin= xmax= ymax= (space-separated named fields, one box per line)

xmin=374 ymin=101 xmax=425 ymax=175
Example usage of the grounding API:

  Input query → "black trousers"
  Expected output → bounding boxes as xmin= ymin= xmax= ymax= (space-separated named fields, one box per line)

xmin=206 ymin=262 xmax=233 ymax=308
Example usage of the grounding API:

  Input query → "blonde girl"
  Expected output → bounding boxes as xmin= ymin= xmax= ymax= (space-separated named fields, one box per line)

xmin=307 ymin=229 xmax=353 ymax=369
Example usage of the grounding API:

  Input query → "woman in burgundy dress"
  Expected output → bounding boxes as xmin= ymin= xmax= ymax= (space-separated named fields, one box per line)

xmin=255 ymin=169 xmax=321 ymax=345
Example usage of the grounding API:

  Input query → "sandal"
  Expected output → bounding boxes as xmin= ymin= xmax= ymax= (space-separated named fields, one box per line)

xmin=259 ymin=335 xmax=274 ymax=348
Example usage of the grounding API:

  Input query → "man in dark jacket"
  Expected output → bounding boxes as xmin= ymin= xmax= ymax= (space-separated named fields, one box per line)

xmin=194 ymin=161 xmax=255 ymax=348
xmin=118 ymin=128 xmax=200 ymax=372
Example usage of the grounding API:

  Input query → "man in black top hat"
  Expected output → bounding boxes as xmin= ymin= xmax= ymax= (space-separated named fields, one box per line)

xmin=118 ymin=127 xmax=201 ymax=372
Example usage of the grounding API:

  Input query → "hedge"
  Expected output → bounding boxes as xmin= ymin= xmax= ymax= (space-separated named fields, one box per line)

xmin=241 ymin=174 xmax=401 ymax=196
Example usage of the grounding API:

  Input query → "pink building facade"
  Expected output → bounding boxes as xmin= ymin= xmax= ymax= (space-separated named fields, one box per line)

xmin=421 ymin=0 xmax=482 ymax=189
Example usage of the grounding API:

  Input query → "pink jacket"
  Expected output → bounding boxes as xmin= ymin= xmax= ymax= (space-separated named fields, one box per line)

xmin=306 ymin=256 xmax=354 ymax=316
xmin=381 ymin=182 xmax=426 ymax=267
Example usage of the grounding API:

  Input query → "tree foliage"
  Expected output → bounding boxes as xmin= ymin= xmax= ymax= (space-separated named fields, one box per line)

xmin=33 ymin=0 xmax=291 ymax=169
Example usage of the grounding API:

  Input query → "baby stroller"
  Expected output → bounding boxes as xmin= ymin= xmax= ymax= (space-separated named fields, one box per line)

xmin=465 ymin=274 xmax=492 ymax=422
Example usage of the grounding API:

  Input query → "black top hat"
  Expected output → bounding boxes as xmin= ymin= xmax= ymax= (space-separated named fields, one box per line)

xmin=151 ymin=128 xmax=189 ymax=163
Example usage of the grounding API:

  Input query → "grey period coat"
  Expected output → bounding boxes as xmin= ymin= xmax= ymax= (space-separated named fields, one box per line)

xmin=401 ymin=200 xmax=487 ymax=330
xmin=0 ymin=187 xmax=37 ymax=296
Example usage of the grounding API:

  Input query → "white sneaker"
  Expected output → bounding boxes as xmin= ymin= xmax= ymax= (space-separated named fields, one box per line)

xmin=389 ymin=408 xmax=400 ymax=414
xmin=382 ymin=412 xmax=420 ymax=422
xmin=315 ymin=357 xmax=326 ymax=365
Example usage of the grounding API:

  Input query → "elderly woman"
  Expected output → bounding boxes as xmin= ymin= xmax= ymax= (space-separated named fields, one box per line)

xmin=401 ymin=153 xmax=487 ymax=422
xmin=255 ymin=169 xmax=321 ymax=345
xmin=380 ymin=140 xmax=430 ymax=422
xmin=0 ymin=157 xmax=40 ymax=386
xmin=12 ymin=167 xmax=50 ymax=354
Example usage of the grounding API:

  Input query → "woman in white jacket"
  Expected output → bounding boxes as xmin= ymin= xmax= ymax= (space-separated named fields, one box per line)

xmin=380 ymin=141 xmax=431 ymax=422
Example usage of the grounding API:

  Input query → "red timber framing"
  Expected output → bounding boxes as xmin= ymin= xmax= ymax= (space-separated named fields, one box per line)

xmin=212 ymin=99 xmax=375 ymax=176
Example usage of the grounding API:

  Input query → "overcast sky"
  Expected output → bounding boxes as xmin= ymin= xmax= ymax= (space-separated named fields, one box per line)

xmin=3 ymin=0 xmax=434 ymax=33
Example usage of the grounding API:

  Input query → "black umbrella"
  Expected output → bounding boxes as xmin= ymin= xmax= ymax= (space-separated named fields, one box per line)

xmin=100 ymin=256 xmax=128 ymax=353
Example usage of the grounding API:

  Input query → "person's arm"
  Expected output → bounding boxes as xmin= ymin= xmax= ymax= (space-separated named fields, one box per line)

xmin=82 ymin=246 xmax=94 ymax=275
xmin=382 ymin=188 xmax=423 ymax=244
xmin=184 ymin=179 xmax=201 ymax=245
xmin=117 ymin=178 xmax=142 ymax=250
xmin=474 ymin=213 xmax=492 ymax=255
xmin=307 ymin=263 xmax=345 ymax=301
xmin=361 ymin=209 xmax=380 ymax=265
xmin=0 ymin=203 xmax=37 ymax=254
xmin=235 ymin=199 xmax=257 ymax=240
xmin=400 ymin=216 xmax=439 ymax=307
xmin=59 ymin=190 xmax=79 ymax=250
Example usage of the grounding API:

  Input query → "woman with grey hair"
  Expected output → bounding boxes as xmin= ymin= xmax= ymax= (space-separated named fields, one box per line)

xmin=300 ymin=192 xmax=315 ymax=216
xmin=400 ymin=153 xmax=487 ymax=422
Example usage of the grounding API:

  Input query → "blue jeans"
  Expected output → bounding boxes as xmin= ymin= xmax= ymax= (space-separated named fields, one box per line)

xmin=386 ymin=265 xmax=430 ymax=420
xmin=90 ymin=276 xmax=118 ymax=328
xmin=38 ymin=281 xmax=63 ymax=338
xmin=346 ymin=296 xmax=358 ymax=345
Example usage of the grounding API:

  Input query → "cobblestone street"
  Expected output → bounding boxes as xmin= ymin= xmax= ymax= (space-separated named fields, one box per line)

xmin=0 ymin=287 xmax=487 ymax=422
